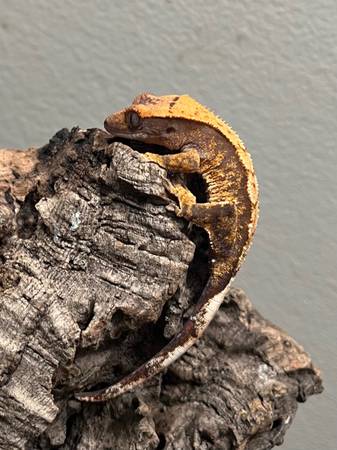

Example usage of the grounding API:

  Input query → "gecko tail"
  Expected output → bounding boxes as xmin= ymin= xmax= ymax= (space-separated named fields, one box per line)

xmin=75 ymin=280 xmax=231 ymax=402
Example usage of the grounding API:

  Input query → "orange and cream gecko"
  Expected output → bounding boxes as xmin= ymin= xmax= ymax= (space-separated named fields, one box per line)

xmin=75 ymin=93 xmax=259 ymax=402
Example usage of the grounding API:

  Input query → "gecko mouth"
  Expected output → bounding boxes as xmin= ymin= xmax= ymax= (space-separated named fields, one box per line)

xmin=104 ymin=123 xmax=160 ymax=142
xmin=106 ymin=135 xmax=170 ymax=156
xmin=105 ymin=129 xmax=146 ymax=140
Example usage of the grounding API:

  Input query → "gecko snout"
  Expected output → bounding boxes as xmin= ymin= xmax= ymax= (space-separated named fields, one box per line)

xmin=103 ymin=118 xmax=110 ymax=132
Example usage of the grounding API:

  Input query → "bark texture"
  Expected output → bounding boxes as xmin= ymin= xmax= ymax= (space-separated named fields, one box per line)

xmin=0 ymin=128 xmax=322 ymax=450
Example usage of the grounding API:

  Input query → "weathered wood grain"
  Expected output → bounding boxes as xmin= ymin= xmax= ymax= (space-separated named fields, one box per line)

xmin=0 ymin=129 xmax=322 ymax=449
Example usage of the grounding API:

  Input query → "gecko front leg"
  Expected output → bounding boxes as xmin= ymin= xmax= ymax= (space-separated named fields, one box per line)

xmin=144 ymin=146 xmax=200 ymax=174
xmin=143 ymin=146 xmax=199 ymax=219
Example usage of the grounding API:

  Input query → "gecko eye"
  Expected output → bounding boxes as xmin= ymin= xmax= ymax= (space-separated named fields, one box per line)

xmin=126 ymin=111 xmax=141 ymax=129
xmin=166 ymin=126 xmax=176 ymax=134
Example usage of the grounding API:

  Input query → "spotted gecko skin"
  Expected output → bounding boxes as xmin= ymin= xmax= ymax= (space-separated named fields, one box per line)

xmin=75 ymin=93 xmax=259 ymax=402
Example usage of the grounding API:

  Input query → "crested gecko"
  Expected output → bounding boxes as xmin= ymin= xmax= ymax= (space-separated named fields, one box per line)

xmin=75 ymin=93 xmax=259 ymax=401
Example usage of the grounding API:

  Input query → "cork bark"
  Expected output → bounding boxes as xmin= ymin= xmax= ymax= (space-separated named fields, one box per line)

xmin=0 ymin=128 xmax=322 ymax=450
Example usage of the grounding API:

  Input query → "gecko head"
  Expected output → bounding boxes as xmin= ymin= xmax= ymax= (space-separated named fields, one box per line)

xmin=104 ymin=93 xmax=194 ymax=150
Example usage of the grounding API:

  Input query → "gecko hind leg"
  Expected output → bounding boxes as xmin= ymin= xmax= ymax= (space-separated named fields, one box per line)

xmin=165 ymin=181 xmax=237 ymax=246
xmin=190 ymin=201 xmax=237 ymax=231
xmin=165 ymin=180 xmax=238 ymax=292
xmin=144 ymin=147 xmax=236 ymax=232
xmin=167 ymin=183 xmax=237 ymax=233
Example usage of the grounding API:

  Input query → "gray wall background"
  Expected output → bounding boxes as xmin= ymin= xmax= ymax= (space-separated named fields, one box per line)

xmin=0 ymin=1 xmax=336 ymax=448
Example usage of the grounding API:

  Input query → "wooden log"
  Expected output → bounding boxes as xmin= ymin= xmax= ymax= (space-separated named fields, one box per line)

xmin=0 ymin=128 xmax=322 ymax=449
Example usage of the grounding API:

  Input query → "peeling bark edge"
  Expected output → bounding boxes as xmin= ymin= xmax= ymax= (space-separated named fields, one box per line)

xmin=0 ymin=128 xmax=322 ymax=450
